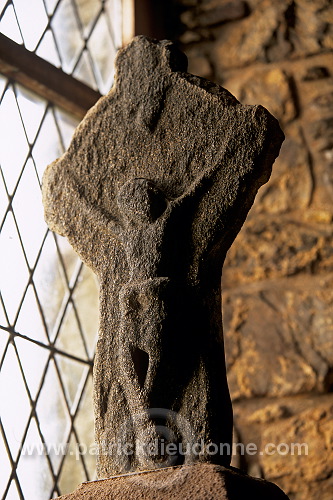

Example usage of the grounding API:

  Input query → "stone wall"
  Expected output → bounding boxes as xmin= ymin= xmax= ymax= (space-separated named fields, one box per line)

xmin=175 ymin=1 xmax=333 ymax=498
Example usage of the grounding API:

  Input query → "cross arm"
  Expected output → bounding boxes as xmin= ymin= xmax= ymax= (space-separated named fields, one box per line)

xmin=42 ymin=158 xmax=121 ymax=275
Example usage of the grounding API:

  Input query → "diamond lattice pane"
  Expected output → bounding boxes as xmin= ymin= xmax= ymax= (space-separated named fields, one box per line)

xmin=51 ymin=0 xmax=84 ymax=74
xmin=1 ymin=1 xmax=123 ymax=91
xmin=55 ymin=303 xmax=88 ymax=360
xmin=0 ymin=169 xmax=9 ymax=226
xmin=15 ymin=337 xmax=49 ymax=400
xmin=0 ymin=1 xmax=5 ymax=14
xmin=33 ymin=232 xmax=68 ymax=340
xmin=36 ymin=29 xmax=62 ymax=68
xmin=0 ymin=295 xmax=8 ymax=326
xmin=0 ymin=4 xmax=24 ymax=44
xmin=44 ymin=0 xmax=58 ymax=16
xmin=0 ymin=84 xmax=30 ymax=195
xmin=105 ymin=0 xmax=123 ymax=49
xmin=72 ymin=49 xmax=98 ymax=90
xmin=35 ymin=358 xmax=71 ymax=472
xmin=58 ymin=433 xmax=88 ymax=495
xmin=73 ymin=373 xmax=95 ymax=479
xmin=55 ymin=355 xmax=89 ymax=411
xmin=55 ymin=235 xmax=81 ymax=285
xmin=0 ymin=430 xmax=12 ymax=497
xmin=12 ymin=0 xmax=48 ymax=50
xmin=87 ymin=11 xmax=117 ymax=93
xmin=0 ymin=342 xmax=31 ymax=460
xmin=15 ymin=285 xmax=48 ymax=344
xmin=72 ymin=265 xmax=99 ymax=357
xmin=12 ymin=158 xmax=47 ymax=267
xmin=0 ymin=212 xmax=30 ymax=325
xmin=1 ymin=3 xmax=124 ymax=497
xmin=16 ymin=417 xmax=55 ymax=500
xmin=54 ymin=108 xmax=78 ymax=150
xmin=15 ymin=84 xmax=47 ymax=146
xmin=0 ymin=328 xmax=9 ymax=361
xmin=32 ymin=108 xmax=65 ymax=182
xmin=75 ymin=0 xmax=101 ymax=37
xmin=5 ymin=481 xmax=21 ymax=500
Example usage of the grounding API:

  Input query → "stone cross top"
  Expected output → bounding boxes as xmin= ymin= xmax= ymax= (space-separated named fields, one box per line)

xmin=42 ymin=36 xmax=284 ymax=478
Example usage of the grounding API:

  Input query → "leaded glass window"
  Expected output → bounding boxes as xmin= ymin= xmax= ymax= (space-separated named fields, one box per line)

xmin=0 ymin=1 xmax=128 ymax=498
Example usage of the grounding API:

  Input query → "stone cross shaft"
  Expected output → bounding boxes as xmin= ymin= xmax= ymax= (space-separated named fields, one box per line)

xmin=42 ymin=36 xmax=284 ymax=478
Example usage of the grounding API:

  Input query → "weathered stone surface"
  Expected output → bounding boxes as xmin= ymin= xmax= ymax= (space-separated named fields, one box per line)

xmin=293 ymin=0 xmax=333 ymax=56
xmin=261 ymin=396 xmax=333 ymax=499
xmin=292 ymin=70 xmax=333 ymax=213
xmin=211 ymin=0 xmax=332 ymax=73
xmin=222 ymin=277 xmax=333 ymax=399
xmin=223 ymin=217 xmax=333 ymax=285
xmin=179 ymin=30 xmax=204 ymax=44
xmin=238 ymin=69 xmax=296 ymax=125
xmin=53 ymin=463 xmax=289 ymax=500
xmin=43 ymin=35 xmax=284 ymax=479
xmin=302 ymin=66 xmax=331 ymax=81
xmin=251 ymin=127 xmax=313 ymax=213
xmin=180 ymin=1 xmax=248 ymax=29
xmin=233 ymin=394 xmax=333 ymax=500
xmin=296 ymin=57 xmax=333 ymax=120
xmin=213 ymin=0 xmax=292 ymax=71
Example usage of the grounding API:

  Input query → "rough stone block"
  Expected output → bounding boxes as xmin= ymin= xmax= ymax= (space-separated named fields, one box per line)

xmin=238 ymin=69 xmax=296 ymax=125
xmin=213 ymin=0 xmax=291 ymax=71
xmin=181 ymin=1 xmax=248 ymax=29
xmin=233 ymin=394 xmax=333 ymax=500
xmin=53 ymin=463 xmax=289 ymax=500
xmin=250 ymin=129 xmax=313 ymax=214
xmin=293 ymin=0 xmax=332 ymax=56
xmin=223 ymin=216 xmax=333 ymax=284
xmin=222 ymin=277 xmax=333 ymax=399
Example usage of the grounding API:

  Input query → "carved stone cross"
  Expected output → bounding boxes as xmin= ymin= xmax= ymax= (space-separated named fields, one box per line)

xmin=42 ymin=36 xmax=284 ymax=478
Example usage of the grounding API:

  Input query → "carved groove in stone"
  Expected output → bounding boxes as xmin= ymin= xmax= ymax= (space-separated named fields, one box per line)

xmin=131 ymin=345 xmax=149 ymax=389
